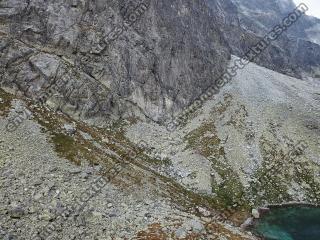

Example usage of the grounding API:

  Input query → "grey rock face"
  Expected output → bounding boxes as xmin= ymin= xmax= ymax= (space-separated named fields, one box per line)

xmin=219 ymin=0 xmax=320 ymax=78
xmin=0 ymin=0 xmax=319 ymax=125
xmin=231 ymin=0 xmax=316 ymax=41
xmin=0 ymin=0 xmax=230 ymax=123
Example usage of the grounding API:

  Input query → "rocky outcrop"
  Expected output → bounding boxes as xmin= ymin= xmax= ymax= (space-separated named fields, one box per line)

xmin=0 ymin=0 xmax=230 ymax=124
xmin=0 ymin=0 xmax=319 ymax=124
xmin=231 ymin=0 xmax=320 ymax=44
xmin=220 ymin=0 xmax=320 ymax=78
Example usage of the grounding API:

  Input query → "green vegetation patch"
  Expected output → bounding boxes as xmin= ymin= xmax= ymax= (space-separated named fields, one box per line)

xmin=225 ymin=105 xmax=248 ymax=131
xmin=51 ymin=133 xmax=82 ymax=165
xmin=249 ymin=135 xmax=320 ymax=206
xmin=210 ymin=93 xmax=233 ymax=116
xmin=0 ymin=88 xmax=13 ymax=117
xmin=293 ymin=157 xmax=320 ymax=203
xmin=210 ymin=159 xmax=248 ymax=210
xmin=185 ymin=121 xmax=223 ymax=158
xmin=249 ymin=136 xmax=292 ymax=205
xmin=185 ymin=120 xmax=248 ymax=212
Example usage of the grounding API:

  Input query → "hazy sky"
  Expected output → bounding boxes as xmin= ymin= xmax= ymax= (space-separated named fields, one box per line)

xmin=293 ymin=0 xmax=320 ymax=18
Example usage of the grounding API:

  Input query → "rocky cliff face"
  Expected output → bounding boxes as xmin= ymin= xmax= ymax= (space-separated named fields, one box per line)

xmin=0 ymin=0 xmax=231 ymax=124
xmin=0 ymin=0 xmax=320 ymax=124
xmin=1 ymin=1 xmax=320 ymax=239
xmin=232 ymin=0 xmax=320 ymax=45
xmin=221 ymin=0 xmax=320 ymax=78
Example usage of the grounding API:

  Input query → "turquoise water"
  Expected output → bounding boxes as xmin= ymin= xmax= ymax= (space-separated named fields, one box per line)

xmin=253 ymin=207 xmax=320 ymax=240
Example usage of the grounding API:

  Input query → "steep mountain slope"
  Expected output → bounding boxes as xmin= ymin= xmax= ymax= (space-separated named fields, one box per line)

xmin=218 ymin=0 xmax=320 ymax=79
xmin=232 ymin=0 xmax=320 ymax=45
xmin=1 ymin=55 xmax=319 ymax=239
xmin=1 ymin=0 xmax=320 ymax=125
xmin=0 ymin=88 xmax=257 ymax=239
xmin=125 ymin=56 xmax=320 ymax=212
xmin=1 ymin=0 xmax=320 ymax=239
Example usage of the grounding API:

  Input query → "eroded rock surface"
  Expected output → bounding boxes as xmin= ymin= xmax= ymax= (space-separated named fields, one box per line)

xmin=0 ymin=0 xmax=231 ymax=124
xmin=1 ymin=0 xmax=320 ymax=125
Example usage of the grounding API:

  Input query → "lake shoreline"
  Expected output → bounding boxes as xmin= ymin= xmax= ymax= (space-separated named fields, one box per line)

xmin=266 ymin=201 xmax=320 ymax=209
xmin=248 ymin=203 xmax=320 ymax=240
